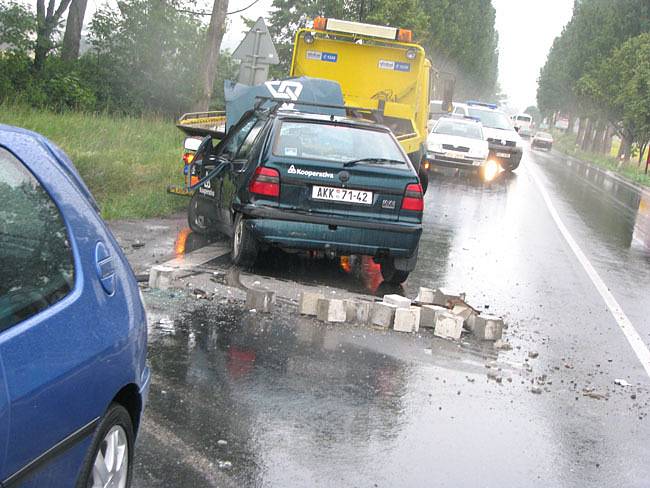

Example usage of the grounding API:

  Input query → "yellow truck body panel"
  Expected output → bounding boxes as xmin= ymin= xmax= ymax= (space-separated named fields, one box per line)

xmin=290 ymin=28 xmax=431 ymax=159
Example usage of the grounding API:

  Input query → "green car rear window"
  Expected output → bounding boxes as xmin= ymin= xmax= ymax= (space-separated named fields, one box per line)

xmin=273 ymin=121 xmax=407 ymax=165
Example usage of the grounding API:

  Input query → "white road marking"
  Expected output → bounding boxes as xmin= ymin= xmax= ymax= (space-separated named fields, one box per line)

xmin=529 ymin=165 xmax=650 ymax=378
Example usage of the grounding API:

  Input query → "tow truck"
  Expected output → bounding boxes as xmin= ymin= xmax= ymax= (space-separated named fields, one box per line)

xmin=290 ymin=17 xmax=432 ymax=191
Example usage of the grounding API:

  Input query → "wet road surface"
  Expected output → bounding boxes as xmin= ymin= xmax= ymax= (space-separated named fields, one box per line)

xmin=122 ymin=144 xmax=650 ymax=487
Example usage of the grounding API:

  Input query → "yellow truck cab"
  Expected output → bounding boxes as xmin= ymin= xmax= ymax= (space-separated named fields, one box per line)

xmin=290 ymin=17 xmax=431 ymax=187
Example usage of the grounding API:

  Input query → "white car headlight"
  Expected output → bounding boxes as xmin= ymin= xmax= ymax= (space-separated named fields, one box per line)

xmin=428 ymin=143 xmax=443 ymax=153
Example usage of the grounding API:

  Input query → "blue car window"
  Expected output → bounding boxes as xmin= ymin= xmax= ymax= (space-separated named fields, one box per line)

xmin=235 ymin=120 xmax=265 ymax=161
xmin=0 ymin=148 xmax=74 ymax=331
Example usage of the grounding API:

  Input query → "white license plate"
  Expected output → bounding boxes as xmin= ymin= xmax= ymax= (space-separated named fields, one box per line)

xmin=496 ymin=152 xmax=511 ymax=158
xmin=446 ymin=150 xmax=467 ymax=159
xmin=312 ymin=186 xmax=373 ymax=205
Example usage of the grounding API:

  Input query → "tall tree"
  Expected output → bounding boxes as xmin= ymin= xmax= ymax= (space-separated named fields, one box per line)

xmin=61 ymin=0 xmax=88 ymax=61
xmin=194 ymin=0 xmax=229 ymax=111
xmin=33 ymin=0 xmax=73 ymax=70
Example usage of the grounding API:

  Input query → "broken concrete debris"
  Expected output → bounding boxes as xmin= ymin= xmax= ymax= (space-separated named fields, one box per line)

xmin=245 ymin=287 xmax=275 ymax=313
xmin=316 ymin=298 xmax=346 ymax=323
xmin=299 ymin=291 xmax=325 ymax=316
xmin=433 ymin=311 xmax=464 ymax=340
xmin=394 ymin=307 xmax=421 ymax=333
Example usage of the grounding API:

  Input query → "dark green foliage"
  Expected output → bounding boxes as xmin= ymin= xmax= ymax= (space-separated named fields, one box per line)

xmin=537 ymin=0 xmax=650 ymax=142
xmin=0 ymin=0 xmax=237 ymax=115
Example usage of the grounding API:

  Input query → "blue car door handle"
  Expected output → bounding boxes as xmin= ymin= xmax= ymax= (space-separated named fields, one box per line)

xmin=94 ymin=242 xmax=116 ymax=295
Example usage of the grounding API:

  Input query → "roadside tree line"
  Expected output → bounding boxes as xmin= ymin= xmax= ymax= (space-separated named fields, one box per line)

xmin=0 ymin=0 xmax=499 ymax=116
xmin=536 ymin=0 xmax=650 ymax=165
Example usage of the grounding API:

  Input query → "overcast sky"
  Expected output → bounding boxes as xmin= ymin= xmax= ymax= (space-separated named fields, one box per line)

xmin=34 ymin=0 xmax=574 ymax=111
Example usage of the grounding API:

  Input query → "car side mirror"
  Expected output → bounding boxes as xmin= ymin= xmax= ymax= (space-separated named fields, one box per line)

xmin=514 ymin=126 xmax=520 ymax=133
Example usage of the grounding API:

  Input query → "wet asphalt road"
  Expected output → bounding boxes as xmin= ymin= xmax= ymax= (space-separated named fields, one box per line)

xmin=125 ymin=144 xmax=650 ymax=487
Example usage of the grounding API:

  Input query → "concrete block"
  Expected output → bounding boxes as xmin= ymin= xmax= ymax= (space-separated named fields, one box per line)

xmin=316 ymin=298 xmax=346 ymax=323
xmin=472 ymin=314 xmax=504 ymax=341
xmin=370 ymin=302 xmax=396 ymax=329
xmin=383 ymin=294 xmax=411 ymax=308
xmin=148 ymin=265 xmax=175 ymax=290
xmin=245 ymin=287 xmax=275 ymax=313
xmin=432 ymin=288 xmax=465 ymax=307
xmin=417 ymin=287 xmax=436 ymax=304
xmin=299 ymin=291 xmax=325 ymax=316
xmin=433 ymin=311 xmax=464 ymax=340
xmin=394 ymin=306 xmax=421 ymax=333
xmin=344 ymin=299 xmax=372 ymax=324
xmin=420 ymin=305 xmax=447 ymax=329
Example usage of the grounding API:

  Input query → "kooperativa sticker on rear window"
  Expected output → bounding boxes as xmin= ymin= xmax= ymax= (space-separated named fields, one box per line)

xmin=288 ymin=165 xmax=335 ymax=179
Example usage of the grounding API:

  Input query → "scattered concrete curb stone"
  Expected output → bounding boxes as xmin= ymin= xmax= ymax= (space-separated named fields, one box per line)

xmin=148 ymin=265 xmax=176 ymax=290
xmin=370 ymin=302 xmax=397 ymax=329
xmin=394 ymin=306 xmax=421 ymax=333
xmin=433 ymin=311 xmax=464 ymax=340
xmin=419 ymin=305 xmax=447 ymax=329
xmin=344 ymin=299 xmax=372 ymax=324
xmin=432 ymin=288 xmax=465 ymax=307
xmin=383 ymin=294 xmax=411 ymax=308
xmin=299 ymin=291 xmax=325 ymax=316
xmin=472 ymin=314 xmax=504 ymax=341
xmin=317 ymin=298 xmax=346 ymax=323
xmin=416 ymin=287 xmax=436 ymax=304
xmin=246 ymin=287 xmax=276 ymax=313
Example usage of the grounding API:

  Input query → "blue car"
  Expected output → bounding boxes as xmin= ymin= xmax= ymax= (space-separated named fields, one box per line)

xmin=0 ymin=125 xmax=149 ymax=487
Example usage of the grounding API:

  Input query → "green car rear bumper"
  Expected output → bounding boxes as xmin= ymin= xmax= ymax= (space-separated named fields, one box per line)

xmin=239 ymin=205 xmax=422 ymax=261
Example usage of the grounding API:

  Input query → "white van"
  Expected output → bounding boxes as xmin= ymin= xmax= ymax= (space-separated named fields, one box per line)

xmin=512 ymin=113 xmax=533 ymax=137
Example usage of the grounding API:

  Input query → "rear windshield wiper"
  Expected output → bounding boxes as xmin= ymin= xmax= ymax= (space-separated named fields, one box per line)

xmin=343 ymin=157 xmax=405 ymax=168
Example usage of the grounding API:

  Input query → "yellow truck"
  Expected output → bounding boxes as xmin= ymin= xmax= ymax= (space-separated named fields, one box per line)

xmin=290 ymin=17 xmax=432 ymax=188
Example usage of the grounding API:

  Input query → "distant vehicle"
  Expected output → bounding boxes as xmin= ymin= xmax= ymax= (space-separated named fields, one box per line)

xmin=187 ymin=101 xmax=424 ymax=284
xmin=531 ymin=131 xmax=554 ymax=151
xmin=429 ymin=100 xmax=448 ymax=121
xmin=512 ymin=113 xmax=533 ymax=138
xmin=453 ymin=101 xmax=523 ymax=171
xmin=425 ymin=116 xmax=489 ymax=171
xmin=290 ymin=17 xmax=432 ymax=191
xmin=0 ymin=125 xmax=149 ymax=487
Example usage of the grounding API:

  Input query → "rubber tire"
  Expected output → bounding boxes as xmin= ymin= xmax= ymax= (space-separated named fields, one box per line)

xmin=380 ymin=258 xmax=410 ymax=285
xmin=188 ymin=192 xmax=215 ymax=236
xmin=75 ymin=403 xmax=135 ymax=488
xmin=231 ymin=214 xmax=258 ymax=267
xmin=418 ymin=166 xmax=429 ymax=194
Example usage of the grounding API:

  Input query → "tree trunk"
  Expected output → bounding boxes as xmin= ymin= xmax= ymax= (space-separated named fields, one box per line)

xmin=580 ymin=119 xmax=593 ymax=151
xmin=590 ymin=120 xmax=605 ymax=153
xmin=620 ymin=136 xmax=631 ymax=162
xmin=576 ymin=118 xmax=586 ymax=147
xmin=61 ymin=0 xmax=88 ymax=61
xmin=33 ymin=0 xmax=73 ymax=71
xmin=193 ymin=0 xmax=229 ymax=112
xmin=568 ymin=114 xmax=576 ymax=134
xmin=602 ymin=125 xmax=614 ymax=155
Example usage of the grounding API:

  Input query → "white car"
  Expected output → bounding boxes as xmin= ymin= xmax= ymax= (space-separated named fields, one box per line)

xmin=426 ymin=116 xmax=489 ymax=170
xmin=453 ymin=101 xmax=523 ymax=171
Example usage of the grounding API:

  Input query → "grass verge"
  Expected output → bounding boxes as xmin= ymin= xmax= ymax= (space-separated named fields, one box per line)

xmin=553 ymin=131 xmax=650 ymax=188
xmin=1 ymin=104 xmax=187 ymax=220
